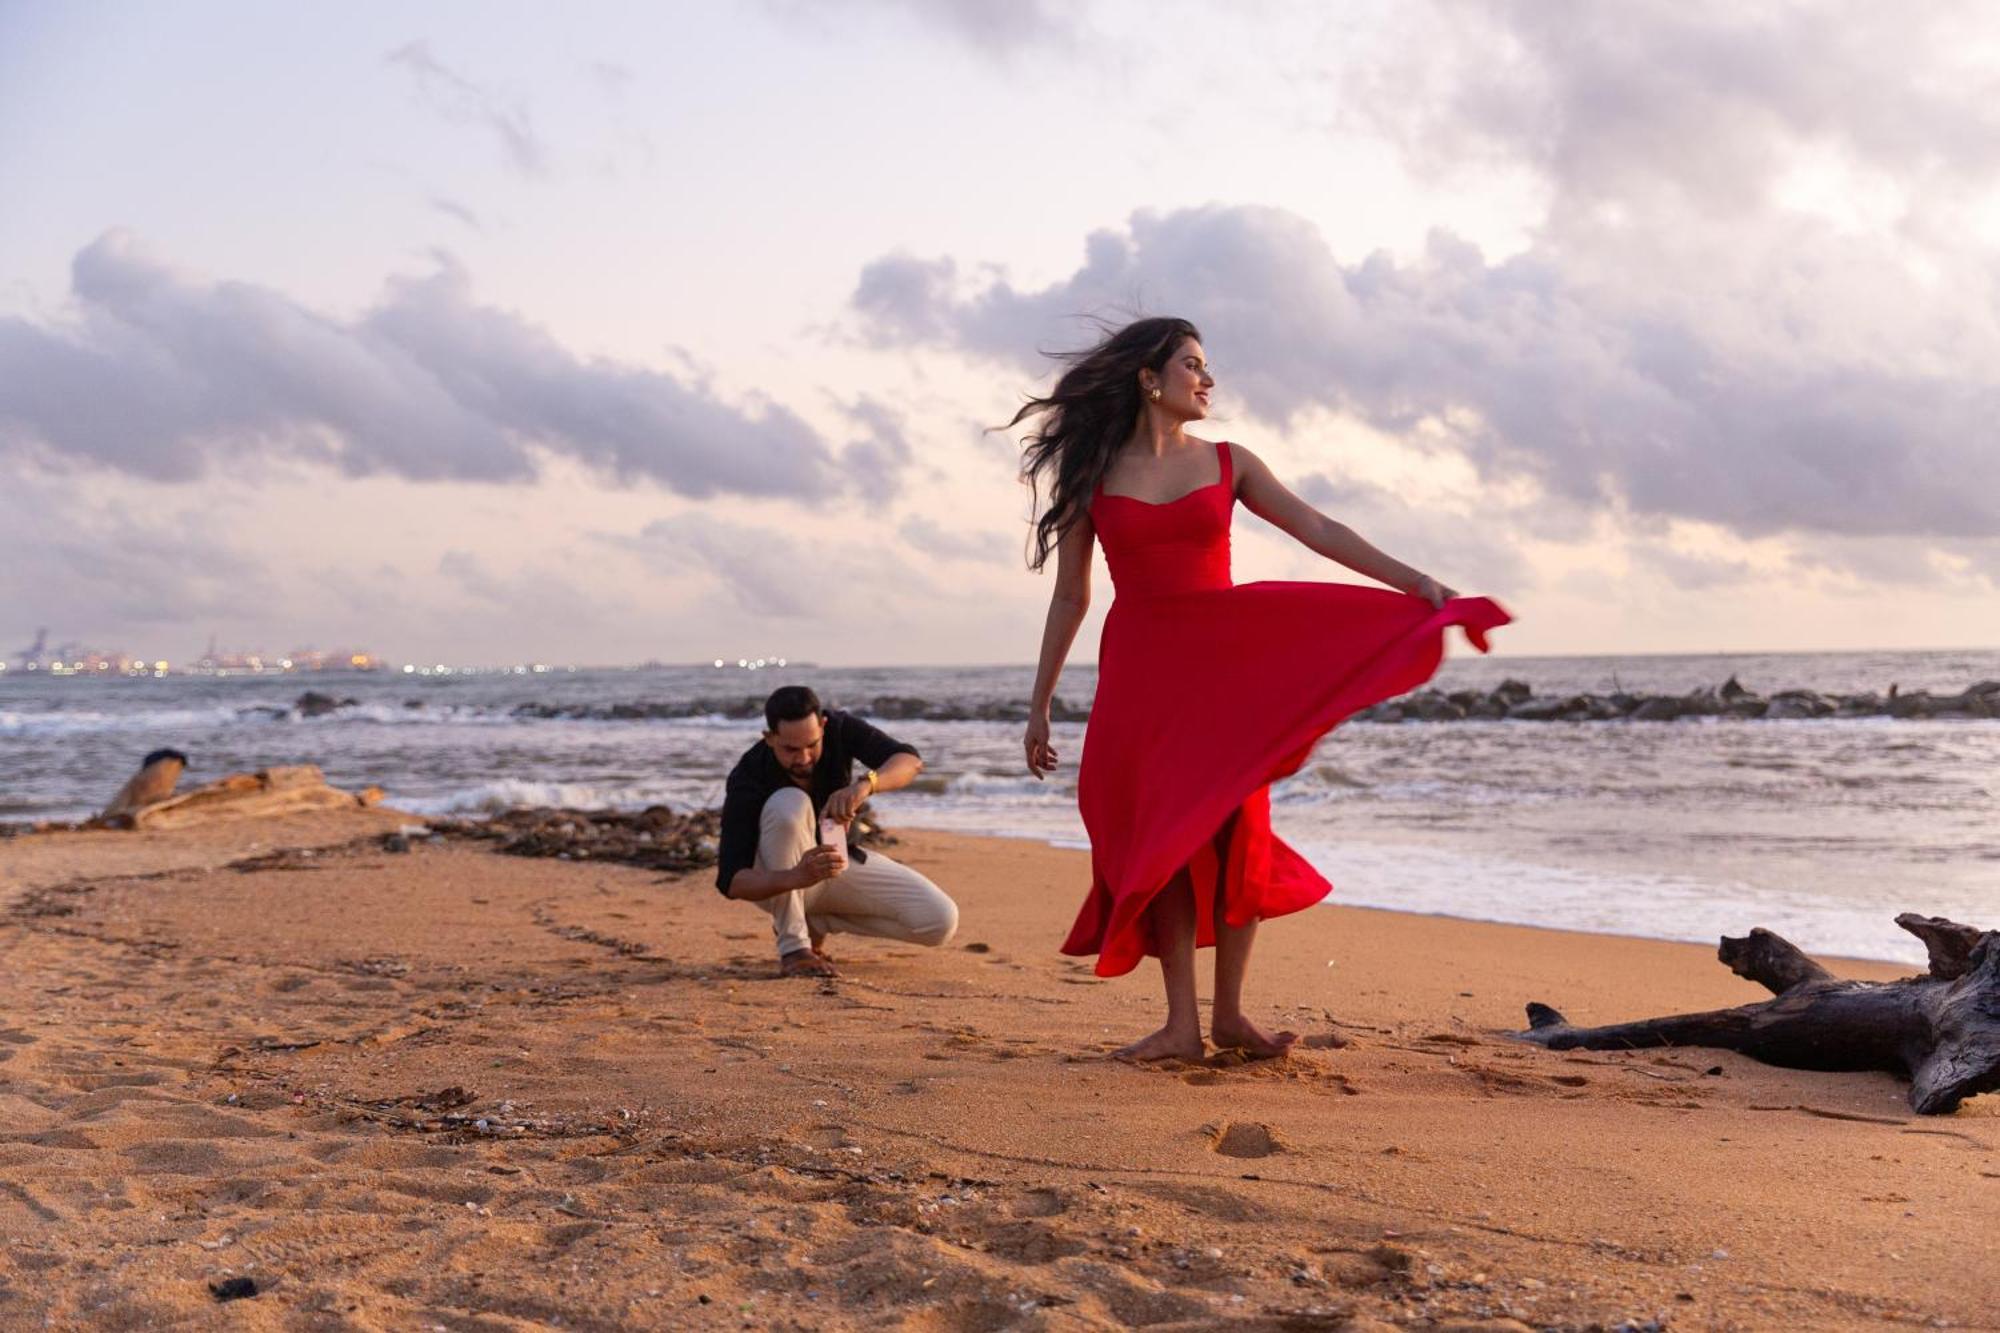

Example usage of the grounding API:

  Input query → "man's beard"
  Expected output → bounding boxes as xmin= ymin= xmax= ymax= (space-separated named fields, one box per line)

xmin=787 ymin=765 xmax=814 ymax=781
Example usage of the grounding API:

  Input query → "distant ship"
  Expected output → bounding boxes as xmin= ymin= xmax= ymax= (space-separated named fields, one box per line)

xmin=711 ymin=656 xmax=810 ymax=671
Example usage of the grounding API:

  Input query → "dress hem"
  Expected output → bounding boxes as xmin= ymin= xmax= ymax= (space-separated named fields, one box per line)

xmin=1064 ymin=592 xmax=1511 ymax=977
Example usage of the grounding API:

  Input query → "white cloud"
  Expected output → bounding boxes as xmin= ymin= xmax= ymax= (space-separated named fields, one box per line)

xmin=1370 ymin=1 xmax=2000 ymax=217
xmin=0 ymin=479 xmax=283 ymax=638
xmin=897 ymin=513 xmax=1014 ymax=564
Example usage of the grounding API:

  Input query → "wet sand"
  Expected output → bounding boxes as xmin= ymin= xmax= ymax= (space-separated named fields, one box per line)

xmin=0 ymin=813 xmax=1992 ymax=1330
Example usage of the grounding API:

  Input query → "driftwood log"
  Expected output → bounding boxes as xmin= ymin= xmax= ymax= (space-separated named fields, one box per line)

xmin=1516 ymin=915 xmax=2000 ymax=1115
xmin=94 ymin=764 xmax=384 ymax=831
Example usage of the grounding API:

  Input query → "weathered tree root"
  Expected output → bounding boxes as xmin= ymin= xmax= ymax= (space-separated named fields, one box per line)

xmin=1516 ymin=915 xmax=2000 ymax=1115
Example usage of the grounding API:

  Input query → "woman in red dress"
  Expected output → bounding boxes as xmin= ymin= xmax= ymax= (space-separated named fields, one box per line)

xmin=1018 ymin=317 xmax=1509 ymax=1061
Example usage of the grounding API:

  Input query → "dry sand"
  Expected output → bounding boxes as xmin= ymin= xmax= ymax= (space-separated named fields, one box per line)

xmin=0 ymin=813 xmax=1993 ymax=1330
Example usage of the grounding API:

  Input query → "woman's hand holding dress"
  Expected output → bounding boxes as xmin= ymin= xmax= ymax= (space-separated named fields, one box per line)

xmin=1412 ymin=574 xmax=1459 ymax=609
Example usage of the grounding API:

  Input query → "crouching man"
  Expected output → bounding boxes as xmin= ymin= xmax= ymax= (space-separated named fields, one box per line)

xmin=717 ymin=686 xmax=958 ymax=978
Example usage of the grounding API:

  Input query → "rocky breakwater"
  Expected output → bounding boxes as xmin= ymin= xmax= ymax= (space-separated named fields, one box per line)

xmin=261 ymin=691 xmax=1095 ymax=724
xmin=510 ymin=695 xmax=1093 ymax=724
xmin=1353 ymin=676 xmax=2000 ymax=724
xmin=427 ymin=804 xmax=894 ymax=874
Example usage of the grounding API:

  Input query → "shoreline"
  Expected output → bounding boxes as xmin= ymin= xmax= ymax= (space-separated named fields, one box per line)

xmin=888 ymin=819 xmax=1929 ymax=970
xmin=2 ymin=814 xmax=1991 ymax=1328
xmin=2 ymin=804 xmax=1949 ymax=969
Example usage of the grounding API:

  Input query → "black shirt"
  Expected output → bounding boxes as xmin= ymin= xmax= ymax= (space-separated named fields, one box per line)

xmin=715 ymin=710 xmax=919 ymax=896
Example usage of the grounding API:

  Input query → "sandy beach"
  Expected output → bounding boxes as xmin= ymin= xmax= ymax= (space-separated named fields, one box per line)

xmin=0 ymin=812 xmax=1993 ymax=1330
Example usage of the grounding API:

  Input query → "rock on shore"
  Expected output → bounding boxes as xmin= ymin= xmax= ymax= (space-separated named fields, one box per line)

xmin=427 ymin=804 xmax=896 ymax=874
xmin=1353 ymin=676 xmax=2000 ymax=724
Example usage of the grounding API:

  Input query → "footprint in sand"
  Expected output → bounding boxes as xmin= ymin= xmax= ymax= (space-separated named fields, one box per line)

xmin=61 ymin=1069 xmax=168 ymax=1092
xmin=980 ymin=1219 xmax=1089 ymax=1264
xmin=1006 ymin=1188 xmax=1066 ymax=1218
xmin=796 ymin=1124 xmax=848 ymax=1150
xmin=1205 ymin=1120 xmax=1284 ymax=1158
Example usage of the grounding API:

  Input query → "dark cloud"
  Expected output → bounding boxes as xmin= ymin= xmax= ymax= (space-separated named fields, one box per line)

xmin=883 ymin=0 xmax=1078 ymax=55
xmin=386 ymin=40 xmax=548 ymax=177
xmin=1784 ymin=533 xmax=1997 ymax=590
xmin=0 ymin=231 xmax=849 ymax=498
xmin=852 ymin=205 xmax=2000 ymax=544
xmin=1627 ymin=544 xmax=1758 ymax=593
xmin=613 ymin=515 xmax=813 ymax=619
xmin=763 ymin=0 xmax=1078 ymax=57
xmin=613 ymin=511 xmax=942 ymax=622
xmin=436 ymin=550 xmax=620 ymax=639
xmin=840 ymin=397 xmax=915 ymax=499
xmin=429 ymin=196 xmax=483 ymax=232
xmin=586 ymin=60 xmax=635 ymax=98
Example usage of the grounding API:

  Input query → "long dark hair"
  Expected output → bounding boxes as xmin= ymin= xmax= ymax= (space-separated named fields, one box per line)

xmin=1010 ymin=317 xmax=1202 ymax=571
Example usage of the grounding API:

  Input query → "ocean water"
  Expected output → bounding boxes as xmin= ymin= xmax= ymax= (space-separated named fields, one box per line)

xmin=4 ymin=648 xmax=1996 ymax=965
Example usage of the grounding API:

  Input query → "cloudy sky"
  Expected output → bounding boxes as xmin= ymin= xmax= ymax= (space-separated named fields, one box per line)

xmin=4 ymin=1 xmax=1997 ymax=665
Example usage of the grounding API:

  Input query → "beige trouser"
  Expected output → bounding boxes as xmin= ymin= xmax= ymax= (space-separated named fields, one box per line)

xmin=754 ymin=787 xmax=959 ymax=959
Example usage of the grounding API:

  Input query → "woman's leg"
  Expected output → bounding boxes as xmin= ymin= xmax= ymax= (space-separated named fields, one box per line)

xmin=1113 ymin=869 xmax=1204 ymax=1061
xmin=1211 ymin=886 xmax=1298 ymax=1058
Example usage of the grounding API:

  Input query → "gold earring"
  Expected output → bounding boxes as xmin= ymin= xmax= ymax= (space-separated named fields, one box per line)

xmin=1148 ymin=387 xmax=1161 ymax=402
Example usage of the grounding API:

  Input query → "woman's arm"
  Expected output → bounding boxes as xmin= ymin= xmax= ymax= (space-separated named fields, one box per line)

xmin=1233 ymin=444 xmax=1458 ymax=607
xmin=1024 ymin=514 xmax=1094 ymax=778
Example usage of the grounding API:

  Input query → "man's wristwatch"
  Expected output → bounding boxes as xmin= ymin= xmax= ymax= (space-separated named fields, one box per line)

xmin=861 ymin=768 xmax=879 ymax=795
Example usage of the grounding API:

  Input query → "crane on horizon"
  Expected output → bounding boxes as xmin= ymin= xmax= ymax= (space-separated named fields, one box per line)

xmin=11 ymin=628 xmax=49 ymax=669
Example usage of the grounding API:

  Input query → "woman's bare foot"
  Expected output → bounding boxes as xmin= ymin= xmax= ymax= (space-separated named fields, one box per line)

xmin=1211 ymin=1016 xmax=1298 ymax=1059
xmin=780 ymin=949 xmax=839 ymax=979
xmin=1113 ymin=1024 xmax=1206 ymax=1062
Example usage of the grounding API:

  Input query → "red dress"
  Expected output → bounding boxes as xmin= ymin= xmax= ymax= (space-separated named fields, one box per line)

xmin=1062 ymin=441 xmax=1511 ymax=976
